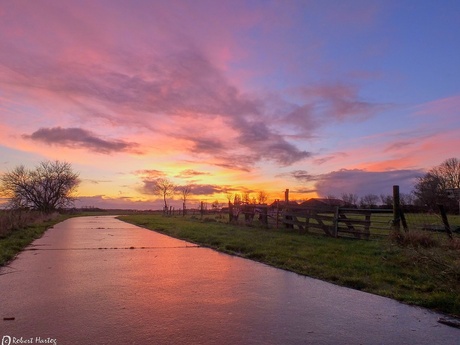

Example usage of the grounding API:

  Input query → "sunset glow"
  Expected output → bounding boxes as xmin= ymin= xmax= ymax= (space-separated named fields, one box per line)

xmin=1 ymin=1 xmax=459 ymax=209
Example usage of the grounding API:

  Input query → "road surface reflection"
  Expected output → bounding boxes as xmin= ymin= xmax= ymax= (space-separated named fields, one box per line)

xmin=1 ymin=216 xmax=458 ymax=344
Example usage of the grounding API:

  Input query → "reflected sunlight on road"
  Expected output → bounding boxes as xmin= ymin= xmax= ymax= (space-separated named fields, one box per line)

xmin=1 ymin=216 xmax=458 ymax=344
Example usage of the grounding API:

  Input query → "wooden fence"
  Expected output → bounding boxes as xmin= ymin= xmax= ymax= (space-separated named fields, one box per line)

xmin=282 ymin=205 xmax=393 ymax=239
xmin=227 ymin=201 xmax=395 ymax=239
xmin=226 ymin=185 xmax=460 ymax=239
xmin=227 ymin=187 xmax=404 ymax=239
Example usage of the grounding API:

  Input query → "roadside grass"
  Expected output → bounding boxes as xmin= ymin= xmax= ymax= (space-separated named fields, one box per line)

xmin=119 ymin=214 xmax=460 ymax=317
xmin=0 ymin=209 xmax=144 ymax=267
xmin=0 ymin=212 xmax=71 ymax=266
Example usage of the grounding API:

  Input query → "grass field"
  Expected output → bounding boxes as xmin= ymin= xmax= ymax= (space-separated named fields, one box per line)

xmin=119 ymin=213 xmax=460 ymax=317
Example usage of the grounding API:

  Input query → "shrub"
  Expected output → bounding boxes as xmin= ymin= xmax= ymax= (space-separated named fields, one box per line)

xmin=389 ymin=230 xmax=439 ymax=248
xmin=0 ymin=210 xmax=58 ymax=238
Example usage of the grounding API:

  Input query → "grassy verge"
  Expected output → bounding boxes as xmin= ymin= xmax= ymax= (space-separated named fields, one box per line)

xmin=0 ymin=213 xmax=72 ymax=266
xmin=0 ymin=210 xmax=142 ymax=267
xmin=119 ymin=214 xmax=460 ymax=317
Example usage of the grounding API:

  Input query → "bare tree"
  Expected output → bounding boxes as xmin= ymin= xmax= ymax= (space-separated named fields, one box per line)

xmin=179 ymin=185 xmax=192 ymax=216
xmin=242 ymin=192 xmax=251 ymax=204
xmin=341 ymin=193 xmax=358 ymax=206
xmin=257 ymin=191 xmax=268 ymax=204
xmin=400 ymin=193 xmax=414 ymax=206
xmin=0 ymin=160 xmax=79 ymax=213
xmin=380 ymin=194 xmax=393 ymax=207
xmin=414 ymin=157 xmax=460 ymax=210
xmin=435 ymin=158 xmax=460 ymax=189
xmin=359 ymin=194 xmax=379 ymax=208
xmin=233 ymin=193 xmax=241 ymax=205
xmin=153 ymin=178 xmax=175 ymax=211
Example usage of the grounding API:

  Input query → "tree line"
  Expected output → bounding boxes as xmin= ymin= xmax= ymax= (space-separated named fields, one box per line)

xmin=0 ymin=157 xmax=459 ymax=213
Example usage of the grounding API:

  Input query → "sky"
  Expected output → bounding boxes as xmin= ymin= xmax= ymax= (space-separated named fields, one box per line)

xmin=0 ymin=0 xmax=459 ymax=210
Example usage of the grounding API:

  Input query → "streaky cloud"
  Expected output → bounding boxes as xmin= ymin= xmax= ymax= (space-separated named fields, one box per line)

xmin=175 ymin=169 xmax=210 ymax=179
xmin=182 ymin=184 xmax=225 ymax=196
xmin=313 ymin=152 xmax=348 ymax=165
xmin=134 ymin=169 xmax=167 ymax=178
xmin=23 ymin=127 xmax=141 ymax=154
xmin=289 ymin=170 xmax=317 ymax=183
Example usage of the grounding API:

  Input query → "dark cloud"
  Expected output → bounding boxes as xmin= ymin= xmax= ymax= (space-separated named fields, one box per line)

xmin=23 ymin=127 xmax=141 ymax=154
xmin=293 ymin=188 xmax=317 ymax=194
xmin=135 ymin=173 xmax=174 ymax=196
xmin=289 ymin=170 xmax=317 ymax=183
xmin=214 ymin=160 xmax=252 ymax=172
xmin=284 ymin=104 xmax=318 ymax=133
xmin=138 ymin=178 xmax=225 ymax=197
xmin=234 ymin=119 xmax=312 ymax=166
xmin=186 ymin=137 xmax=225 ymax=155
xmin=314 ymin=169 xmax=423 ymax=197
xmin=138 ymin=179 xmax=163 ymax=195
xmin=185 ymin=184 xmax=225 ymax=196
xmin=267 ymin=141 xmax=312 ymax=166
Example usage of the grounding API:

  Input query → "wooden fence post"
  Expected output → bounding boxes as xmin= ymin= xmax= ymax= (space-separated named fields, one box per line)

xmin=276 ymin=200 xmax=280 ymax=229
xmin=262 ymin=206 xmax=268 ymax=228
xmin=393 ymin=185 xmax=401 ymax=231
xmin=333 ymin=206 xmax=339 ymax=238
xmin=438 ymin=204 xmax=453 ymax=239
xmin=228 ymin=201 xmax=233 ymax=223
xmin=284 ymin=189 xmax=293 ymax=229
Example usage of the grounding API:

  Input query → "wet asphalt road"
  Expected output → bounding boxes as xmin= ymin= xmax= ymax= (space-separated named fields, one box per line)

xmin=0 ymin=216 xmax=459 ymax=344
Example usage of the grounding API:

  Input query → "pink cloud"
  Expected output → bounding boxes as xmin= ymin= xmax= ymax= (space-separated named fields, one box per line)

xmin=1 ymin=1 xmax=391 ymax=174
xmin=2 ymin=0 xmax=457 ymax=211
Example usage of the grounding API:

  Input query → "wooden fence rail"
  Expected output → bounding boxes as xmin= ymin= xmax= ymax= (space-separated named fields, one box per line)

xmin=225 ymin=186 xmax=457 ymax=240
xmin=227 ymin=202 xmax=394 ymax=239
xmin=282 ymin=206 xmax=394 ymax=239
